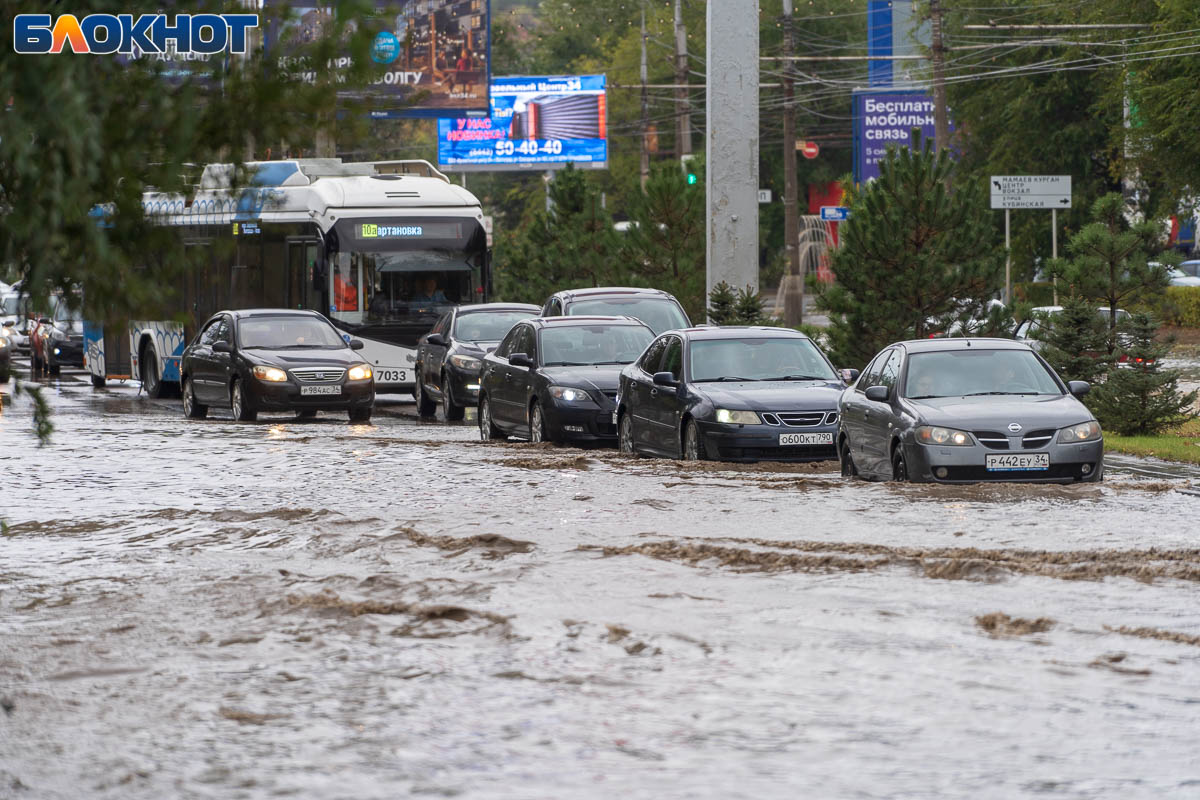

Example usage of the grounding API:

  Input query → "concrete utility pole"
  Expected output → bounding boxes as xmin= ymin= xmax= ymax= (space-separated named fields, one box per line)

xmin=706 ymin=0 xmax=760 ymax=312
xmin=640 ymin=5 xmax=650 ymax=188
xmin=929 ymin=0 xmax=951 ymax=153
xmin=674 ymin=0 xmax=691 ymax=157
xmin=781 ymin=0 xmax=802 ymax=326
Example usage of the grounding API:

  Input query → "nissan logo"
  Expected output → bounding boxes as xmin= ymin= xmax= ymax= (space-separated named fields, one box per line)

xmin=1008 ymin=422 xmax=1022 ymax=433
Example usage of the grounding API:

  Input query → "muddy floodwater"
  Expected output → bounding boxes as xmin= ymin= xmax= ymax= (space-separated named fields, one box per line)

xmin=3 ymin=377 xmax=1200 ymax=798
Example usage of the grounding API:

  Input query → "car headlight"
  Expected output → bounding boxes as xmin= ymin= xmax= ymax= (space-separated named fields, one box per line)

xmin=915 ymin=425 xmax=972 ymax=446
xmin=50 ymin=328 xmax=66 ymax=341
xmin=549 ymin=385 xmax=592 ymax=403
xmin=449 ymin=354 xmax=482 ymax=371
xmin=347 ymin=364 xmax=373 ymax=381
xmin=0 ymin=336 xmax=8 ymax=349
xmin=252 ymin=365 xmax=288 ymax=382
xmin=715 ymin=408 xmax=760 ymax=425
xmin=1058 ymin=420 xmax=1101 ymax=443
xmin=1 ymin=326 xmax=13 ymax=337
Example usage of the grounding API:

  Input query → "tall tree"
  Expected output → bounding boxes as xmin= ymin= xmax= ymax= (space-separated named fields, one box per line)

xmin=817 ymin=134 xmax=1003 ymax=367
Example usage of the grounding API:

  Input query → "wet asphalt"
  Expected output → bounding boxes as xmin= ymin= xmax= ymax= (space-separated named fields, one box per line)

xmin=2 ymin=360 xmax=1199 ymax=799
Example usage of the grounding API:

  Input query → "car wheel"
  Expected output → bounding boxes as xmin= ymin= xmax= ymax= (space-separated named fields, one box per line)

xmin=839 ymin=436 xmax=858 ymax=478
xmin=297 ymin=409 xmax=318 ymax=419
xmin=231 ymin=379 xmax=257 ymax=422
xmin=348 ymin=406 xmax=372 ymax=423
xmin=891 ymin=446 xmax=909 ymax=482
xmin=414 ymin=371 xmax=437 ymax=417
xmin=529 ymin=401 xmax=548 ymax=443
xmin=479 ymin=395 xmax=505 ymax=440
xmin=683 ymin=419 xmax=707 ymax=461
xmin=618 ymin=411 xmax=638 ymax=456
xmin=90 ymin=374 xmax=106 ymax=388
xmin=182 ymin=377 xmax=208 ymax=419
xmin=140 ymin=342 xmax=164 ymax=399
xmin=441 ymin=373 xmax=465 ymax=421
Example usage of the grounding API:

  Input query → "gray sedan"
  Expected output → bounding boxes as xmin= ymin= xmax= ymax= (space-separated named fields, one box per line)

xmin=838 ymin=338 xmax=1103 ymax=483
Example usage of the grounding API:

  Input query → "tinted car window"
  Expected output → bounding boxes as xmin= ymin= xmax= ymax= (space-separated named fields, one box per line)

xmin=238 ymin=316 xmax=343 ymax=349
xmin=857 ymin=349 xmax=892 ymax=391
xmin=495 ymin=325 xmax=521 ymax=358
xmin=432 ymin=313 xmax=451 ymax=337
xmin=199 ymin=319 xmax=223 ymax=346
xmin=454 ymin=311 xmax=538 ymax=342
xmin=689 ymin=337 xmax=837 ymax=382
xmin=540 ymin=325 xmax=654 ymax=366
xmin=639 ymin=337 xmax=668 ymax=373
xmin=566 ymin=297 xmax=689 ymax=334
xmin=877 ymin=349 xmax=902 ymax=390
xmin=661 ymin=336 xmax=683 ymax=377
xmin=904 ymin=349 xmax=1062 ymax=398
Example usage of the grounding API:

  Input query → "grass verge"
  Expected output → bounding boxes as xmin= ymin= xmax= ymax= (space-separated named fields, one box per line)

xmin=1104 ymin=418 xmax=1200 ymax=465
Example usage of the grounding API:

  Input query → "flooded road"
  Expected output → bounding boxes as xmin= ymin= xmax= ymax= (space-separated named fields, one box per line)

xmin=3 ymin=373 xmax=1200 ymax=798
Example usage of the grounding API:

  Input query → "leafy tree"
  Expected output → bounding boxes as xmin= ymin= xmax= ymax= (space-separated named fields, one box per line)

xmin=817 ymin=133 xmax=1003 ymax=367
xmin=1032 ymin=296 xmax=1114 ymax=385
xmin=1088 ymin=313 xmax=1197 ymax=435
xmin=497 ymin=165 xmax=620 ymax=303
xmin=1049 ymin=193 xmax=1171 ymax=352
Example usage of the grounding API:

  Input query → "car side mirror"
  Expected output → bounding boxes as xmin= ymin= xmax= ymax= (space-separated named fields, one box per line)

xmin=864 ymin=385 xmax=890 ymax=402
xmin=2 ymin=320 xmax=14 ymax=328
xmin=840 ymin=368 xmax=860 ymax=384
xmin=212 ymin=341 xmax=232 ymax=354
xmin=426 ymin=333 xmax=447 ymax=348
xmin=1068 ymin=380 xmax=1090 ymax=398
xmin=349 ymin=339 xmax=365 ymax=351
xmin=652 ymin=370 xmax=679 ymax=387
xmin=510 ymin=352 xmax=534 ymax=368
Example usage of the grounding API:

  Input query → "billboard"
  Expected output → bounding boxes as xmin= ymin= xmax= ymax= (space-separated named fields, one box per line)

xmin=852 ymin=90 xmax=953 ymax=183
xmin=265 ymin=1 xmax=490 ymax=118
xmin=437 ymin=75 xmax=607 ymax=171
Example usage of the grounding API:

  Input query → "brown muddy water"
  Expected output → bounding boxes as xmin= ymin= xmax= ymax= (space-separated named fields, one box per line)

xmin=2 ymin=377 xmax=1200 ymax=798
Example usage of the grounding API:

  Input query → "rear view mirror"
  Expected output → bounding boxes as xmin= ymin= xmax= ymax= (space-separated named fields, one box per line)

xmin=510 ymin=352 xmax=534 ymax=368
xmin=349 ymin=339 xmax=365 ymax=351
xmin=1067 ymin=380 xmax=1090 ymax=398
xmin=840 ymin=368 xmax=860 ymax=384
xmin=212 ymin=341 xmax=232 ymax=354
xmin=864 ymin=385 xmax=890 ymax=402
xmin=652 ymin=371 xmax=678 ymax=387
xmin=426 ymin=333 xmax=447 ymax=348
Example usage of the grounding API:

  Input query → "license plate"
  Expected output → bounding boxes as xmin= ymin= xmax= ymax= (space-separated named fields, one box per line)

xmin=374 ymin=367 xmax=408 ymax=384
xmin=300 ymin=385 xmax=342 ymax=396
xmin=986 ymin=452 xmax=1049 ymax=471
xmin=779 ymin=432 xmax=834 ymax=446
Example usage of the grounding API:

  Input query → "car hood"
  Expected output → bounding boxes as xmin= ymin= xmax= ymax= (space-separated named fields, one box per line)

xmin=696 ymin=380 xmax=845 ymax=411
xmin=241 ymin=348 xmax=361 ymax=367
xmin=540 ymin=364 xmax=625 ymax=391
xmin=459 ymin=340 xmax=500 ymax=355
xmin=907 ymin=394 xmax=1092 ymax=429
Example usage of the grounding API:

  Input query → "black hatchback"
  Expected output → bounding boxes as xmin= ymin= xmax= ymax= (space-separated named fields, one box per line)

xmin=181 ymin=309 xmax=376 ymax=423
xmin=478 ymin=316 xmax=655 ymax=443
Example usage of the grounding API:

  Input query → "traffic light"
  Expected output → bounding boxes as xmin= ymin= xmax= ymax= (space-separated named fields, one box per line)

xmin=680 ymin=154 xmax=698 ymax=186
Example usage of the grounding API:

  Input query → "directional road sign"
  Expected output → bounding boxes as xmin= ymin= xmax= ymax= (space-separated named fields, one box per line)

xmin=990 ymin=175 xmax=1071 ymax=210
xmin=820 ymin=206 xmax=850 ymax=222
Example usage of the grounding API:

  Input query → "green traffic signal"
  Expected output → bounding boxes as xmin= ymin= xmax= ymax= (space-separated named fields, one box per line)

xmin=686 ymin=173 xmax=697 ymax=185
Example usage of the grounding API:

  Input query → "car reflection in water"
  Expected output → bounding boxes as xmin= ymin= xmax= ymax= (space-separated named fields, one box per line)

xmin=617 ymin=327 xmax=850 ymax=462
xmin=839 ymin=338 xmax=1103 ymax=483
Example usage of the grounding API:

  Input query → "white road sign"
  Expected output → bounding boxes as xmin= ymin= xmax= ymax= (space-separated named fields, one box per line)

xmin=990 ymin=175 xmax=1071 ymax=210
xmin=757 ymin=189 xmax=772 ymax=204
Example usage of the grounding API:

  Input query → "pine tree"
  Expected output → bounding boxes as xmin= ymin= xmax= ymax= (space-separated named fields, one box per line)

xmin=816 ymin=131 xmax=1003 ymax=367
xmin=1033 ymin=296 xmax=1113 ymax=385
xmin=1088 ymin=313 xmax=1198 ymax=435
xmin=706 ymin=281 xmax=738 ymax=325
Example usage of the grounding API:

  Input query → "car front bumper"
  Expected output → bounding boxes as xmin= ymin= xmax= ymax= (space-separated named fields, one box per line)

xmin=545 ymin=399 xmax=618 ymax=441
xmin=49 ymin=338 xmax=85 ymax=367
xmin=444 ymin=363 xmax=483 ymax=406
xmin=698 ymin=420 xmax=839 ymax=462
xmin=904 ymin=438 xmax=1104 ymax=483
xmin=248 ymin=379 xmax=375 ymax=412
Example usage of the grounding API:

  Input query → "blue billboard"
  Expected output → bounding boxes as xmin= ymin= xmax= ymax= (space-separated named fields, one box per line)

xmin=853 ymin=90 xmax=953 ymax=183
xmin=437 ymin=75 xmax=607 ymax=170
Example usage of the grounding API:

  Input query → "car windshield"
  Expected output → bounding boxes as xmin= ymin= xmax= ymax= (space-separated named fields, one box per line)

xmin=53 ymin=305 xmax=83 ymax=323
xmin=904 ymin=349 xmax=1062 ymax=399
xmin=454 ymin=310 xmax=537 ymax=342
xmin=566 ymin=297 xmax=689 ymax=334
xmin=690 ymin=337 xmax=837 ymax=382
xmin=540 ymin=324 xmax=653 ymax=366
xmin=238 ymin=317 xmax=345 ymax=350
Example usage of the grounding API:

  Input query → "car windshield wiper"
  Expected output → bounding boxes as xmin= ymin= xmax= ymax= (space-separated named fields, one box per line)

xmin=907 ymin=394 xmax=945 ymax=400
xmin=763 ymin=374 xmax=829 ymax=381
xmin=694 ymin=376 xmax=759 ymax=382
xmin=961 ymin=391 xmax=1040 ymax=396
xmin=542 ymin=360 xmax=590 ymax=366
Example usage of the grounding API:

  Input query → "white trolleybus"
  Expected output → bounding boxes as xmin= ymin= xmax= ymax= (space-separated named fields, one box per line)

xmin=84 ymin=158 xmax=490 ymax=396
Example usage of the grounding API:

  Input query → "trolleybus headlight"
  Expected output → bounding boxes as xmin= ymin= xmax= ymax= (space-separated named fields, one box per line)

xmin=449 ymin=354 xmax=481 ymax=371
xmin=252 ymin=365 xmax=288 ymax=383
xmin=1057 ymin=420 xmax=1101 ymax=443
xmin=347 ymin=364 xmax=373 ymax=381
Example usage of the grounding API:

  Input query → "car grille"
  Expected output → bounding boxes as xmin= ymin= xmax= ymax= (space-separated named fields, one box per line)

xmin=761 ymin=411 xmax=836 ymax=427
xmin=291 ymin=368 xmax=345 ymax=383
xmin=1022 ymin=429 xmax=1055 ymax=449
xmin=974 ymin=431 xmax=1009 ymax=450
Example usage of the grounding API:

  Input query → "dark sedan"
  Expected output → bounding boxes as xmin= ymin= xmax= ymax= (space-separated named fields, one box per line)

xmin=181 ymin=309 xmax=376 ymax=423
xmin=43 ymin=305 xmax=86 ymax=374
xmin=616 ymin=327 xmax=849 ymax=462
xmin=0 ymin=328 xmax=10 ymax=382
xmin=478 ymin=316 xmax=655 ymax=443
xmin=414 ymin=302 xmax=540 ymax=420
xmin=542 ymin=287 xmax=691 ymax=335
xmin=838 ymin=338 xmax=1103 ymax=483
